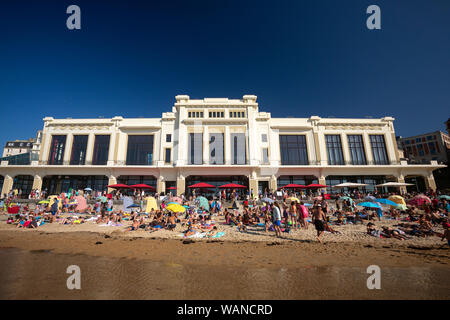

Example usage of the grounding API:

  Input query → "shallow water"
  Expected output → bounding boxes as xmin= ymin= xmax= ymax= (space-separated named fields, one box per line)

xmin=0 ymin=248 xmax=448 ymax=299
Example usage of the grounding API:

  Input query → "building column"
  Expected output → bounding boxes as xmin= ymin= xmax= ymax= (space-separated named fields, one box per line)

xmin=269 ymin=175 xmax=277 ymax=193
xmin=363 ymin=132 xmax=374 ymax=164
xmin=319 ymin=175 xmax=327 ymax=192
xmin=340 ymin=133 xmax=350 ymax=164
xmin=224 ymin=126 xmax=231 ymax=165
xmin=248 ymin=170 xmax=258 ymax=199
xmin=107 ymin=175 xmax=117 ymax=194
xmin=396 ymin=174 xmax=407 ymax=195
xmin=424 ymin=172 xmax=437 ymax=192
xmin=63 ymin=133 xmax=74 ymax=164
xmin=176 ymin=173 xmax=185 ymax=196
xmin=1 ymin=175 xmax=14 ymax=197
xmin=107 ymin=131 xmax=116 ymax=166
xmin=203 ymin=126 xmax=209 ymax=164
xmin=157 ymin=176 xmax=165 ymax=195
xmin=85 ymin=133 xmax=95 ymax=164
xmin=32 ymin=174 xmax=43 ymax=192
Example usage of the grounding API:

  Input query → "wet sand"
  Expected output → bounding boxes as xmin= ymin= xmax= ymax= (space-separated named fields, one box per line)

xmin=0 ymin=230 xmax=449 ymax=299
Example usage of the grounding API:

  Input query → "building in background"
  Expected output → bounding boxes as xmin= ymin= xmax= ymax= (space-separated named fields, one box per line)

xmin=0 ymin=95 xmax=445 ymax=197
xmin=2 ymin=139 xmax=34 ymax=158
xmin=398 ymin=126 xmax=450 ymax=190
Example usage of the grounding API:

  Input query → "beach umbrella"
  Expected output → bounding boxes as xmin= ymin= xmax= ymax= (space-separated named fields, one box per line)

xmin=129 ymin=184 xmax=156 ymax=190
xmin=127 ymin=204 xmax=141 ymax=209
xmin=375 ymin=182 xmax=414 ymax=187
xmin=218 ymin=183 xmax=247 ymax=189
xmin=188 ymin=182 xmax=215 ymax=189
xmin=38 ymin=200 xmax=49 ymax=204
xmin=304 ymin=203 xmax=313 ymax=207
xmin=413 ymin=194 xmax=432 ymax=202
xmin=84 ymin=187 xmax=92 ymax=191
xmin=357 ymin=202 xmax=381 ymax=209
xmin=166 ymin=203 xmax=186 ymax=213
xmin=107 ymin=184 xmax=130 ymax=189
xmin=282 ymin=184 xmax=305 ymax=189
xmin=262 ymin=197 xmax=274 ymax=204
xmin=306 ymin=184 xmax=327 ymax=188
xmin=438 ymin=195 xmax=450 ymax=200
xmin=195 ymin=196 xmax=210 ymax=210
xmin=364 ymin=195 xmax=377 ymax=202
xmin=167 ymin=187 xmax=177 ymax=190
xmin=287 ymin=197 xmax=300 ymax=203
xmin=388 ymin=195 xmax=406 ymax=205
xmin=333 ymin=182 xmax=367 ymax=188
xmin=376 ymin=198 xmax=397 ymax=206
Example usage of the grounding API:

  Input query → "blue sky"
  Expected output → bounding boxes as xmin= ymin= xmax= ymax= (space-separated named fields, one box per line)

xmin=0 ymin=0 xmax=449 ymax=146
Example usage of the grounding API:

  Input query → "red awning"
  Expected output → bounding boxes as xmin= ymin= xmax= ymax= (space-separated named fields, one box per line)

xmin=188 ymin=182 xmax=215 ymax=188
xmin=282 ymin=184 xmax=306 ymax=188
xmin=107 ymin=184 xmax=130 ymax=189
xmin=129 ymin=184 xmax=156 ymax=190
xmin=305 ymin=184 xmax=327 ymax=188
xmin=218 ymin=183 xmax=247 ymax=189
xmin=167 ymin=187 xmax=177 ymax=190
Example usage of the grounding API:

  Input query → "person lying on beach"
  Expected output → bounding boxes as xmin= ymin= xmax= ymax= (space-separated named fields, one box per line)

xmin=205 ymin=226 xmax=218 ymax=238
xmin=126 ymin=219 xmax=141 ymax=231
xmin=366 ymin=222 xmax=390 ymax=238
xmin=381 ymin=226 xmax=409 ymax=240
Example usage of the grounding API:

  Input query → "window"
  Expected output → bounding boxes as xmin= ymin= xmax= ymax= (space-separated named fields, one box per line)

xmin=209 ymin=133 xmax=224 ymax=165
xmin=279 ymin=135 xmax=308 ymax=165
xmin=417 ymin=144 xmax=424 ymax=157
xmin=166 ymin=134 xmax=171 ymax=143
xmin=70 ymin=135 xmax=88 ymax=165
xmin=126 ymin=135 xmax=154 ymax=165
xmin=208 ymin=111 xmax=224 ymax=118
xmin=188 ymin=133 xmax=203 ymax=165
xmin=229 ymin=111 xmax=245 ymax=118
xmin=230 ymin=133 xmax=246 ymax=164
xmin=188 ymin=111 xmax=204 ymax=118
xmin=369 ymin=135 xmax=389 ymax=165
xmin=426 ymin=135 xmax=433 ymax=141
xmin=326 ymin=135 xmax=344 ymax=165
xmin=261 ymin=134 xmax=267 ymax=142
xmin=347 ymin=135 xmax=367 ymax=165
xmin=48 ymin=135 xmax=66 ymax=165
xmin=165 ymin=148 xmax=171 ymax=163
xmin=92 ymin=135 xmax=110 ymax=165
xmin=262 ymin=148 xmax=269 ymax=164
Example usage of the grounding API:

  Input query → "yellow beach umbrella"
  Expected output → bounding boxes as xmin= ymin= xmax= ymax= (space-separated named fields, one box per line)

xmin=388 ymin=195 xmax=406 ymax=206
xmin=166 ymin=203 xmax=186 ymax=213
xmin=145 ymin=196 xmax=158 ymax=213
xmin=288 ymin=197 xmax=300 ymax=203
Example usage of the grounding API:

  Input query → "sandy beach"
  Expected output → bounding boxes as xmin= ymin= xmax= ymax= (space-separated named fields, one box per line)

xmin=0 ymin=214 xmax=449 ymax=299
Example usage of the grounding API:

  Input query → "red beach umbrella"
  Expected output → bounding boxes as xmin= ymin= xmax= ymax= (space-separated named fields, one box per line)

xmin=218 ymin=183 xmax=247 ymax=189
xmin=282 ymin=184 xmax=306 ymax=189
xmin=129 ymin=184 xmax=156 ymax=190
xmin=305 ymin=184 xmax=327 ymax=188
xmin=167 ymin=187 xmax=177 ymax=190
xmin=188 ymin=182 xmax=215 ymax=188
xmin=107 ymin=184 xmax=131 ymax=189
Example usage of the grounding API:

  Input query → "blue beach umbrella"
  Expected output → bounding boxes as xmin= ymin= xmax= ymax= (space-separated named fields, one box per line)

xmin=357 ymin=202 xmax=381 ymax=209
xmin=262 ymin=197 xmax=274 ymax=204
xmin=376 ymin=198 xmax=397 ymax=206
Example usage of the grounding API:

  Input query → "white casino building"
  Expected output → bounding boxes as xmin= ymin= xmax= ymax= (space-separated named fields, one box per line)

xmin=0 ymin=95 xmax=445 ymax=197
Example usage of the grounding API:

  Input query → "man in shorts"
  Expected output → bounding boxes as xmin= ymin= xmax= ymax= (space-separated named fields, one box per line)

xmin=313 ymin=204 xmax=327 ymax=243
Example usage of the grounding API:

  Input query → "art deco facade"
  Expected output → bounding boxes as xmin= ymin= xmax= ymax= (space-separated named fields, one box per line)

xmin=0 ymin=95 xmax=445 ymax=196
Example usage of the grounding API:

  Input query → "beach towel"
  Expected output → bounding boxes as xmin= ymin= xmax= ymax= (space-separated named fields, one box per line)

xmin=211 ymin=231 xmax=225 ymax=238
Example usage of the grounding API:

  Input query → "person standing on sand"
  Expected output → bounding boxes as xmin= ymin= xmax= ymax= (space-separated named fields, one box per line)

xmin=272 ymin=201 xmax=282 ymax=238
xmin=312 ymin=204 xmax=327 ymax=243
